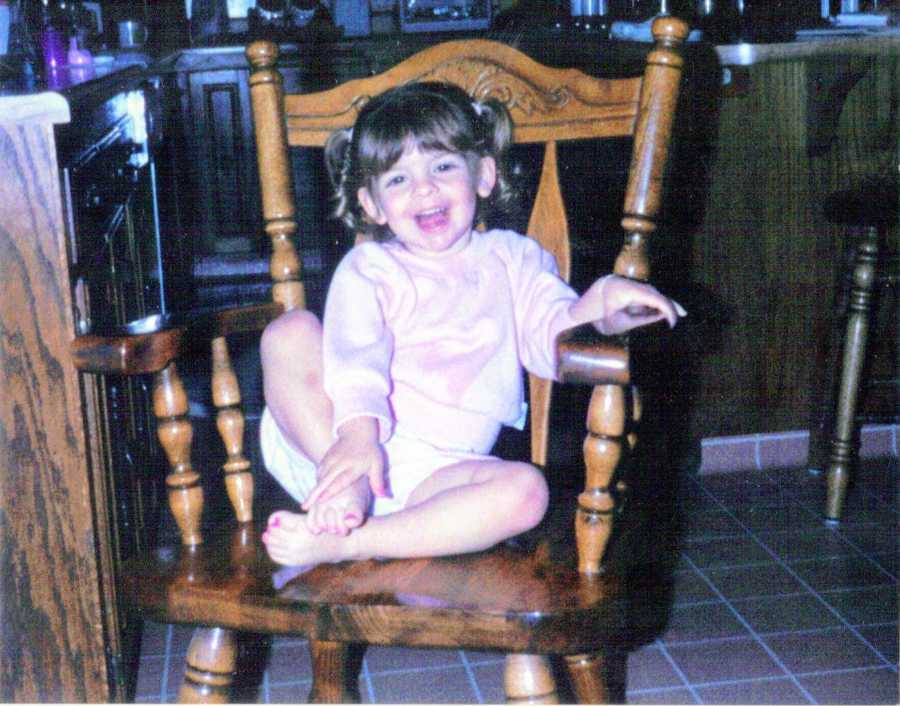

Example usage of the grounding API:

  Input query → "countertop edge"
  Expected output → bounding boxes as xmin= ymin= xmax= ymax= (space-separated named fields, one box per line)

xmin=0 ymin=92 xmax=71 ymax=125
xmin=716 ymin=30 xmax=900 ymax=65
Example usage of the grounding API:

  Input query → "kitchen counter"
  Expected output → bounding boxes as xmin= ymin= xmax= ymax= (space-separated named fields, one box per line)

xmin=716 ymin=26 xmax=899 ymax=64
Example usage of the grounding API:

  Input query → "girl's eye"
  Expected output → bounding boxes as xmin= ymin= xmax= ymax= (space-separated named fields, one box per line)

xmin=384 ymin=174 xmax=405 ymax=188
xmin=435 ymin=160 xmax=458 ymax=173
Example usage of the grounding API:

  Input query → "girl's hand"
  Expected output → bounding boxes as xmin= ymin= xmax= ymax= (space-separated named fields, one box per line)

xmin=571 ymin=275 xmax=687 ymax=336
xmin=302 ymin=417 xmax=387 ymax=510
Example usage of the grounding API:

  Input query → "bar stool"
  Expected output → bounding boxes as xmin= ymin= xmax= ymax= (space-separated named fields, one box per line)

xmin=814 ymin=177 xmax=898 ymax=524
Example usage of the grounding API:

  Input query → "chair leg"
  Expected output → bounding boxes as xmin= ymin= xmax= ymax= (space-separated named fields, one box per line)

xmin=504 ymin=654 xmax=559 ymax=704
xmin=825 ymin=226 xmax=879 ymax=523
xmin=564 ymin=653 xmax=611 ymax=703
xmin=309 ymin=640 xmax=361 ymax=703
xmin=179 ymin=627 xmax=238 ymax=703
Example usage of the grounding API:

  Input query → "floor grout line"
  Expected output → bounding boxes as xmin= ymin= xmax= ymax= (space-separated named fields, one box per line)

xmin=692 ymin=477 xmax=898 ymax=673
xmin=361 ymin=654 xmax=376 ymax=704
xmin=679 ymin=552 xmax=818 ymax=705
xmin=758 ymin=472 xmax=898 ymax=581
xmin=628 ymin=662 xmax=898 ymax=694
xmin=262 ymin=664 xmax=271 ymax=703
xmin=160 ymin=623 xmax=173 ymax=704
xmin=659 ymin=619 xmax=899 ymax=648
xmin=653 ymin=637 xmax=703 ymax=704
xmin=457 ymin=650 xmax=484 ymax=704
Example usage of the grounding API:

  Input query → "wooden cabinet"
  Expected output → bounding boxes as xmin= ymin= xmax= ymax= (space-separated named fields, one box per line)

xmin=0 ymin=67 xmax=167 ymax=701
xmin=185 ymin=67 xmax=260 ymax=254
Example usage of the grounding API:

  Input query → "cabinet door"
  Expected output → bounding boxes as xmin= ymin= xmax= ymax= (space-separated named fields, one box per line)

xmin=188 ymin=69 xmax=260 ymax=254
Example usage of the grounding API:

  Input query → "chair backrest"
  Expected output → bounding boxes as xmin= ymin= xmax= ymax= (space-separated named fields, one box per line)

xmin=246 ymin=23 xmax=688 ymax=470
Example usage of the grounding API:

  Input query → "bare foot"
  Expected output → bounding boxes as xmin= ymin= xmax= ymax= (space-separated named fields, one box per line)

xmin=263 ymin=511 xmax=359 ymax=566
xmin=305 ymin=475 xmax=372 ymax=536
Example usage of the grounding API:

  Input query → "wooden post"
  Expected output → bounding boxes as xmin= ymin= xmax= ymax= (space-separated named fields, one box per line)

xmin=504 ymin=654 xmax=559 ymax=704
xmin=212 ymin=336 xmax=253 ymax=522
xmin=246 ymin=41 xmax=306 ymax=313
xmin=825 ymin=226 xmax=880 ymax=521
xmin=309 ymin=641 xmax=361 ymax=703
xmin=179 ymin=627 xmax=238 ymax=703
xmin=575 ymin=16 xmax=689 ymax=577
xmin=155 ymin=362 xmax=203 ymax=546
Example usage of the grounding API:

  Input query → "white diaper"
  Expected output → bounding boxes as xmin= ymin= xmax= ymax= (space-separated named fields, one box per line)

xmin=260 ymin=407 xmax=495 ymax=516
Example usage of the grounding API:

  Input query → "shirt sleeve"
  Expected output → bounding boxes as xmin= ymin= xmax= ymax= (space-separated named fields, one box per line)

xmin=502 ymin=233 xmax=581 ymax=381
xmin=322 ymin=245 xmax=396 ymax=442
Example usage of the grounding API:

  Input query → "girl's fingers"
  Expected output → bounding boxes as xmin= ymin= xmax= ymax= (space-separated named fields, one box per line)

xmin=302 ymin=471 xmax=339 ymax=510
xmin=304 ymin=466 xmax=357 ymax=509
xmin=368 ymin=465 xmax=386 ymax=498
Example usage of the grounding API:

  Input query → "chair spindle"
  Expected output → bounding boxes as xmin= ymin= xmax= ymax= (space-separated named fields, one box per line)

xmin=154 ymin=362 xmax=203 ymax=546
xmin=212 ymin=336 xmax=253 ymax=522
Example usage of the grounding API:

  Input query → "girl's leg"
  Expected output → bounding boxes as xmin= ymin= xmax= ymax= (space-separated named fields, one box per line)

xmin=263 ymin=459 xmax=549 ymax=566
xmin=261 ymin=310 xmax=371 ymax=534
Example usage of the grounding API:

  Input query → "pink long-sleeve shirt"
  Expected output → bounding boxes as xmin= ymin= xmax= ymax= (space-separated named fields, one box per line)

xmin=322 ymin=229 xmax=588 ymax=455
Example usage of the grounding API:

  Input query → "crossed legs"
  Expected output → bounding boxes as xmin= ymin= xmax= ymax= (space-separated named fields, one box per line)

xmin=259 ymin=309 xmax=549 ymax=567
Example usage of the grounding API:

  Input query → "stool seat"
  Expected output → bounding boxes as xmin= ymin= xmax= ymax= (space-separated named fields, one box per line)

xmin=823 ymin=178 xmax=898 ymax=227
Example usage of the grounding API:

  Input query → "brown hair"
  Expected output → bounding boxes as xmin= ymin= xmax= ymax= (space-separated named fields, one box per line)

xmin=324 ymin=82 xmax=516 ymax=242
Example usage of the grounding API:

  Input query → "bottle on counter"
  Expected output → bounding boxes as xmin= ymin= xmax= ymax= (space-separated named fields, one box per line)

xmin=571 ymin=0 xmax=612 ymax=33
xmin=39 ymin=0 xmax=70 ymax=72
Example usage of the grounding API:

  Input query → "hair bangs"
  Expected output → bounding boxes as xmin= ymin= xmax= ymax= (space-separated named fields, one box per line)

xmin=355 ymin=92 xmax=477 ymax=182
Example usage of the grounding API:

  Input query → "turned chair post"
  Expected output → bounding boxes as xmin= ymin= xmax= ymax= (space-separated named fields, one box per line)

xmin=574 ymin=16 xmax=687 ymax=578
xmin=212 ymin=336 xmax=254 ymax=522
xmin=564 ymin=17 xmax=687 ymax=702
xmin=154 ymin=362 xmax=203 ymax=546
xmin=179 ymin=627 xmax=238 ymax=703
xmin=247 ymin=40 xmax=306 ymax=313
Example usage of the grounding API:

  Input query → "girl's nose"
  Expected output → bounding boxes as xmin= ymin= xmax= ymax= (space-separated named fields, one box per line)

xmin=413 ymin=175 xmax=437 ymax=195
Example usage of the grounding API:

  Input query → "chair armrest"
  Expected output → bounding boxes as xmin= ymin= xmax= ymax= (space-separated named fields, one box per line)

xmin=556 ymin=323 xmax=630 ymax=386
xmin=71 ymin=327 xmax=185 ymax=375
xmin=70 ymin=302 xmax=286 ymax=375
xmin=186 ymin=302 xmax=285 ymax=339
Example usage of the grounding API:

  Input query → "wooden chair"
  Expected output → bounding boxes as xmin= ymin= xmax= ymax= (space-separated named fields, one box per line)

xmin=71 ymin=18 xmax=688 ymax=703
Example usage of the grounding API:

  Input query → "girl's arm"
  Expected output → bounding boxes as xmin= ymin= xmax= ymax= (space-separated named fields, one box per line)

xmin=316 ymin=245 xmax=399 ymax=505
xmin=568 ymin=274 xmax=686 ymax=335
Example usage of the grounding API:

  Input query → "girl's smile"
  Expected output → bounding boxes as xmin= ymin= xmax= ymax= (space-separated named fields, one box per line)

xmin=357 ymin=144 xmax=496 ymax=257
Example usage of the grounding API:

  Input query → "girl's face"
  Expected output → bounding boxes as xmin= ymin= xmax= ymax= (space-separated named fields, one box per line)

xmin=357 ymin=143 xmax=496 ymax=257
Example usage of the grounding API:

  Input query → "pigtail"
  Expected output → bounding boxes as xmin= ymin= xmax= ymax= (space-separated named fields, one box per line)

xmin=471 ymin=98 xmax=519 ymax=225
xmin=324 ymin=127 xmax=360 ymax=233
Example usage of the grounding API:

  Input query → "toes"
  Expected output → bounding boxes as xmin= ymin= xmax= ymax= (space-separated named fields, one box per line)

xmin=324 ymin=507 xmax=339 ymax=535
xmin=269 ymin=511 xmax=304 ymax=531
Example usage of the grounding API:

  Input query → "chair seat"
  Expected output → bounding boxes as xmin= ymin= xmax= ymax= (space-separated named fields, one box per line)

xmin=123 ymin=523 xmax=627 ymax=654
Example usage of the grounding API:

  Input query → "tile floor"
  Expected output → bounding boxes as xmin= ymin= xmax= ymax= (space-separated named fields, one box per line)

xmin=134 ymin=458 xmax=897 ymax=704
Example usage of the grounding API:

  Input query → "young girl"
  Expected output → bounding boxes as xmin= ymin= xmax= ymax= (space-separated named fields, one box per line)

xmin=260 ymin=82 xmax=684 ymax=567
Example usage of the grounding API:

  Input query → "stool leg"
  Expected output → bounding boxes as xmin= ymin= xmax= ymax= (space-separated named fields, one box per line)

xmin=825 ymin=226 xmax=879 ymax=523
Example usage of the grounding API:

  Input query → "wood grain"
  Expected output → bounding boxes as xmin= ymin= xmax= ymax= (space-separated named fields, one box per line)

xmin=123 ymin=523 xmax=627 ymax=654
xmin=680 ymin=49 xmax=897 ymax=439
xmin=0 ymin=116 xmax=109 ymax=700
